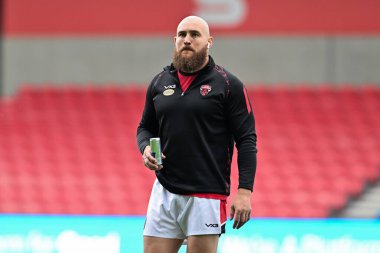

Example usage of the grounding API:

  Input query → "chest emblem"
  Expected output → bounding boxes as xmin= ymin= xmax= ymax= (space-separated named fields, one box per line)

xmin=200 ymin=84 xmax=212 ymax=96
xmin=164 ymin=84 xmax=176 ymax=89
xmin=163 ymin=89 xmax=175 ymax=96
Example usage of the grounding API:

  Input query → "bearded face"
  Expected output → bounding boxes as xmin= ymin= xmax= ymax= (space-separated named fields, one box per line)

xmin=172 ymin=44 xmax=208 ymax=73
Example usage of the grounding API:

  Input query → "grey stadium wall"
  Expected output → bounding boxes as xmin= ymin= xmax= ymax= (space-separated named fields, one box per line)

xmin=2 ymin=0 xmax=380 ymax=96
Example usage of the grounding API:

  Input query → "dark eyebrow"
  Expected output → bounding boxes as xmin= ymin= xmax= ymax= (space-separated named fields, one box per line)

xmin=177 ymin=30 xmax=201 ymax=36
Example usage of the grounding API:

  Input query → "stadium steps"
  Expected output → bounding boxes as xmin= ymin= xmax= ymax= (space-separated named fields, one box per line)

xmin=339 ymin=179 xmax=380 ymax=218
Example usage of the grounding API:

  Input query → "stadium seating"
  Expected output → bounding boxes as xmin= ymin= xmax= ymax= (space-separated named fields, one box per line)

xmin=0 ymin=84 xmax=379 ymax=217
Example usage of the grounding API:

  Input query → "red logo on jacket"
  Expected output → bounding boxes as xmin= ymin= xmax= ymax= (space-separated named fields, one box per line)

xmin=200 ymin=85 xmax=212 ymax=96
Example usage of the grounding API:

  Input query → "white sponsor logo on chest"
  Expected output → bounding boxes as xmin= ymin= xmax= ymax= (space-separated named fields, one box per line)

xmin=164 ymin=84 xmax=176 ymax=89
xmin=163 ymin=89 xmax=175 ymax=96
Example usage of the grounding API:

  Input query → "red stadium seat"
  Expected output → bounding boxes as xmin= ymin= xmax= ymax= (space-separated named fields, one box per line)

xmin=0 ymin=84 xmax=379 ymax=217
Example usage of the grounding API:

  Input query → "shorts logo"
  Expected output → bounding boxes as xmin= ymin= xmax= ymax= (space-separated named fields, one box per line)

xmin=200 ymin=84 xmax=212 ymax=96
xmin=205 ymin=224 xmax=218 ymax=228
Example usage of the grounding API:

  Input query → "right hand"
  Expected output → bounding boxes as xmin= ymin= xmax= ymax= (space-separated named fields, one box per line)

xmin=142 ymin=146 xmax=165 ymax=171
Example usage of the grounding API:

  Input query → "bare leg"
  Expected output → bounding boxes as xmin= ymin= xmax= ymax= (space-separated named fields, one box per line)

xmin=186 ymin=235 xmax=219 ymax=253
xmin=144 ymin=236 xmax=184 ymax=253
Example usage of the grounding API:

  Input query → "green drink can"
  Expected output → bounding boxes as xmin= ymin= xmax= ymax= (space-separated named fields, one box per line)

xmin=150 ymin=137 xmax=162 ymax=165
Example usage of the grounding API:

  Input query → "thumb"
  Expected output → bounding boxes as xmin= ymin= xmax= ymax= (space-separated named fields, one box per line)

xmin=230 ymin=205 xmax=235 ymax=220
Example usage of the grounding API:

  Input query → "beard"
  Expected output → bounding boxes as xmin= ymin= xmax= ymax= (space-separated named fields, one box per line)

xmin=172 ymin=45 xmax=208 ymax=73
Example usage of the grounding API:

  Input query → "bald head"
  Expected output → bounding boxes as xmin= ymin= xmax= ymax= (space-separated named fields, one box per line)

xmin=176 ymin=16 xmax=210 ymax=37
xmin=173 ymin=16 xmax=213 ymax=73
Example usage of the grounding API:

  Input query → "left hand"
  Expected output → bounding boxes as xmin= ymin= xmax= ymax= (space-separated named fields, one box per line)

xmin=142 ymin=146 xmax=166 ymax=171
xmin=230 ymin=188 xmax=251 ymax=229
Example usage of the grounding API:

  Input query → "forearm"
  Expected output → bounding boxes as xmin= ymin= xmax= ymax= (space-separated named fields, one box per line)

xmin=136 ymin=81 xmax=159 ymax=154
xmin=136 ymin=127 xmax=155 ymax=154
xmin=237 ymin=137 xmax=257 ymax=191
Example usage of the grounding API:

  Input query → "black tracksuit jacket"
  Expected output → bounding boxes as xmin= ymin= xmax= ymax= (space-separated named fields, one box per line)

xmin=137 ymin=56 xmax=257 ymax=196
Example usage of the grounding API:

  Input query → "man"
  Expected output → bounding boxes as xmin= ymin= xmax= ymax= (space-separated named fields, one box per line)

xmin=136 ymin=16 xmax=257 ymax=253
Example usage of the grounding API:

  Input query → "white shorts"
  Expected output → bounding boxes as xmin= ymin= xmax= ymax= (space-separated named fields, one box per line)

xmin=143 ymin=179 xmax=227 ymax=239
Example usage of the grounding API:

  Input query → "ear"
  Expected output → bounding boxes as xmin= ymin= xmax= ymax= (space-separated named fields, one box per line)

xmin=207 ymin=37 xmax=214 ymax=49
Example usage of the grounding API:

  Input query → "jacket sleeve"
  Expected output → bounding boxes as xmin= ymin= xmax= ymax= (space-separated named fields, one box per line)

xmin=225 ymin=75 xmax=257 ymax=191
xmin=136 ymin=75 xmax=160 ymax=154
